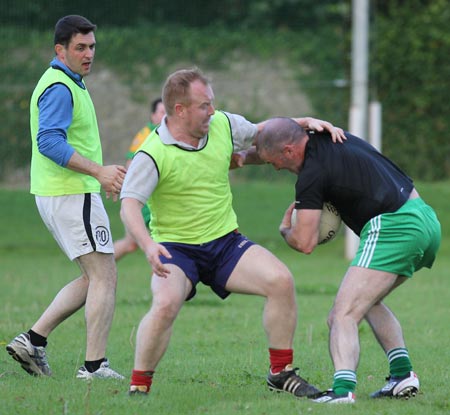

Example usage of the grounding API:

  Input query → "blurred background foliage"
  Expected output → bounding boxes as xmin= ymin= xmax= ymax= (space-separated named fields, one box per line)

xmin=0 ymin=0 xmax=449 ymax=182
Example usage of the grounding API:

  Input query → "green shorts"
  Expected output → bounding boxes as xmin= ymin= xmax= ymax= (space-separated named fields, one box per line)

xmin=351 ymin=198 xmax=441 ymax=277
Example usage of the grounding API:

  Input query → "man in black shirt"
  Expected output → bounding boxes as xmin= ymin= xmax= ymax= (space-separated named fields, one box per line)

xmin=254 ymin=117 xmax=441 ymax=404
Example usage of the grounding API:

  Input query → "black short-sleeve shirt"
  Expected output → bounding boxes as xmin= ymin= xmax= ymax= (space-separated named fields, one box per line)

xmin=294 ymin=131 xmax=414 ymax=235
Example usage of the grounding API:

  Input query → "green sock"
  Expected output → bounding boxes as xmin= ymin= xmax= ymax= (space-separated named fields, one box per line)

xmin=387 ymin=348 xmax=412 ymax=377
xmin=332 ymin=370 xmax=357 ymax=395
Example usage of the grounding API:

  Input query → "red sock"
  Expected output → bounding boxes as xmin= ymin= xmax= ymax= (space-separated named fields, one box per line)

xmin=269 ymin=348 xmax=293 ymax=374
xmin=131 ymin=369 xmax=154 ymax=392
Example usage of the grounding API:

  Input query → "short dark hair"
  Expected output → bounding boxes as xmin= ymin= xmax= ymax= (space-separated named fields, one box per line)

xmin=151 ymin=98 xmax=163 ymax=114
xmin=256 ymin=117 xmax=307 ymax=154
xmin=54 ymin=15 xmax=96 ymax=47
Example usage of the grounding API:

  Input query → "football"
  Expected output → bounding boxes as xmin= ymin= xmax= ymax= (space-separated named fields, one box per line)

xmin=291 ymin=202 xmax=341 ymax=245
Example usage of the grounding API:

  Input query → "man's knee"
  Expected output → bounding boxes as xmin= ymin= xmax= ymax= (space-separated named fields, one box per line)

xmin=327 ymin=305 xmax=364 ymax=329
xmin=265 ymin=266 xmax=295 ymax=296
xmin=150 ymin=296 xmax=182 ymax=323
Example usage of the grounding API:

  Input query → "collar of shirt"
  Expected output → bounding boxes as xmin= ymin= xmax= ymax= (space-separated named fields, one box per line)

xmin=157 ymin=115 xmax=209 ymax=150
xmin=50 ymin=57 xmax=85 ymax=89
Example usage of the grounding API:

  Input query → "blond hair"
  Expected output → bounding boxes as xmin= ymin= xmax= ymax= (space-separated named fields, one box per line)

xmin=162 ymin=67 xmax=210 ymax=116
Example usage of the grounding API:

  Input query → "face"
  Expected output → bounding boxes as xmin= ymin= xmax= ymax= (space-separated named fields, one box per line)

xmin=151 ymin=102 xmax=166 ymax=125
xmin=259 ymin=146 xmax=300 ymax=174
xmin=181 ymin=80 xmax=215 ymax=139
xmin=55 ymin=32 xmax=96 ymax=77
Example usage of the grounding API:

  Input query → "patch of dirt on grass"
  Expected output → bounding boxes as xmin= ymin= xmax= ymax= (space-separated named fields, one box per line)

xmin=2 ymin=59 xmax=312 ymax=186
xmin=87 ymin=60 xmax=311 ymax=165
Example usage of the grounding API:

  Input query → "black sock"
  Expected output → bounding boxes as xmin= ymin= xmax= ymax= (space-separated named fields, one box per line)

xmin=84 ymin=358 xmax=106 ymax=373
xmin=28 ymin=330 xmax=47 ymax=347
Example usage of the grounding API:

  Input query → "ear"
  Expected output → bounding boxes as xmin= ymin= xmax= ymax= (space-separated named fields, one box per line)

xmin=283 ymin=144 xmax=295 ymax=157
xmin=55 ymin=44 xmax=64 ymax=57
xmin=174 ymin=102 xmax=185 ymax=117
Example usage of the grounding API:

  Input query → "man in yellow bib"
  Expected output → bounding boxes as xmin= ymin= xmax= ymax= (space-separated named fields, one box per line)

xmin=6 ymin=15 xmax=125 ymax=380
xmin=120 ymin=67 xmax=345 ymax=397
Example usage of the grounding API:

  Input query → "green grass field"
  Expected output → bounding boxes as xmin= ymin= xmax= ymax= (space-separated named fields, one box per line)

xmin=1 ymin=180 xmax=449 ymax=415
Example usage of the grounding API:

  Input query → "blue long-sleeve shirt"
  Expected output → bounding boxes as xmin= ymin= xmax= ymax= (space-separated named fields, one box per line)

xmin=35 ymin=58 xmax=87 ymax=166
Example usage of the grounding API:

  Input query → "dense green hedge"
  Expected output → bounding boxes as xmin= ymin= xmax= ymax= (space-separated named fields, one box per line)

xmin=0 ymin=0 xmax=448 ymax=181
xmin=2 ymin=0 xmax=342 ymax=30
xmin=0 ymin=25 xmax=346 ymax=180
xmin=373 ymin=0 xmax=450 ymax=180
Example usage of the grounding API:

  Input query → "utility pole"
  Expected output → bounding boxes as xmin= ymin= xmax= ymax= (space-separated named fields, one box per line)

xmin=346 ymin=0 xmax=369 ymax=260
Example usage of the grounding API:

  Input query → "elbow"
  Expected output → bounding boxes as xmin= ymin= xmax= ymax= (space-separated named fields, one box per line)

xmin=291 ymin=237 xmax=317 ymax=255
xmin=119 ymin=203 xmax=127 ymax=224
xmin=37 ymin=132 xmax=74 ymax=167
xmin=120 ymin=197 xmax=140 ymax=224
xmin=300 ymin=246 xmax=315 ymax=255
xmin=281 ymin=228 xmax=317 ymax=254
xmin=295 ymin=243 xmax=316 ymax=255
xmin=119 ymin=199 xmax=129 ymax=223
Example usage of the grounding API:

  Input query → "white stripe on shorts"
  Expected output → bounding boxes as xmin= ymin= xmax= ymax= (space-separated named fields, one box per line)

xmin=357 ymin=215 xmax=381 ymax=268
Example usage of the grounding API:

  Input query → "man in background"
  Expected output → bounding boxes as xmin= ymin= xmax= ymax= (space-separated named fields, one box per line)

xmin=113 ymin=97 xmax=165 ymax=260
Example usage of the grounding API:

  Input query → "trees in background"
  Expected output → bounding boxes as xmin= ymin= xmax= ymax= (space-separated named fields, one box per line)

xmin=3 ymin=1 xmax=342 ymax=29
xmin=0 ymin=0 xmax=448 ymax=180
xmin=373 ymin=0 xmax=450 ymax=179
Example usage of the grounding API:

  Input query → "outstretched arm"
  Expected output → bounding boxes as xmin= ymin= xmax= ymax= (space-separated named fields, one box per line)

xmin=293 ymin=117 xmax=346 ymax=142
xmin=256 ymin=117 xmax=346 ymax=143
xmin=229 ymin=147 xmax=263 ymax=169
xmin=231 ymin=116 xmax=346 ymax=168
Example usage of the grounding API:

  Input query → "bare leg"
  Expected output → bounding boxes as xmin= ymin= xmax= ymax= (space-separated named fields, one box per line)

xmin=225 ymin=245 xmax=297 ymax=349
xmin=32 ymin=275 xmax=89 ymax=337
xmin=365 ymin=302 xmax=406 ymax=352
xmin=114 ymin=228 xmax=138 ymax=261
xmin=363 ymin=278 xmax=419 ymax=398
xmin=30 ymin=252 xmax=117 ymax=361
xmin=134 ymin=264 xmax=191 ymax=370
xmin=225 ymin=246 xmax=322 ymax=398
xmin=364 ymin=276 xmax=407 ymax=351
xmin=328 ymin=266 xmax=400 ymax=371
xmin=77 ymin=252 xmax=118 ymax=361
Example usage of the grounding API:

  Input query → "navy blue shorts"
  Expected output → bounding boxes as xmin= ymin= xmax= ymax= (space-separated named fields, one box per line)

xmin=160 ymin=231 xmax=255 ymax=300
